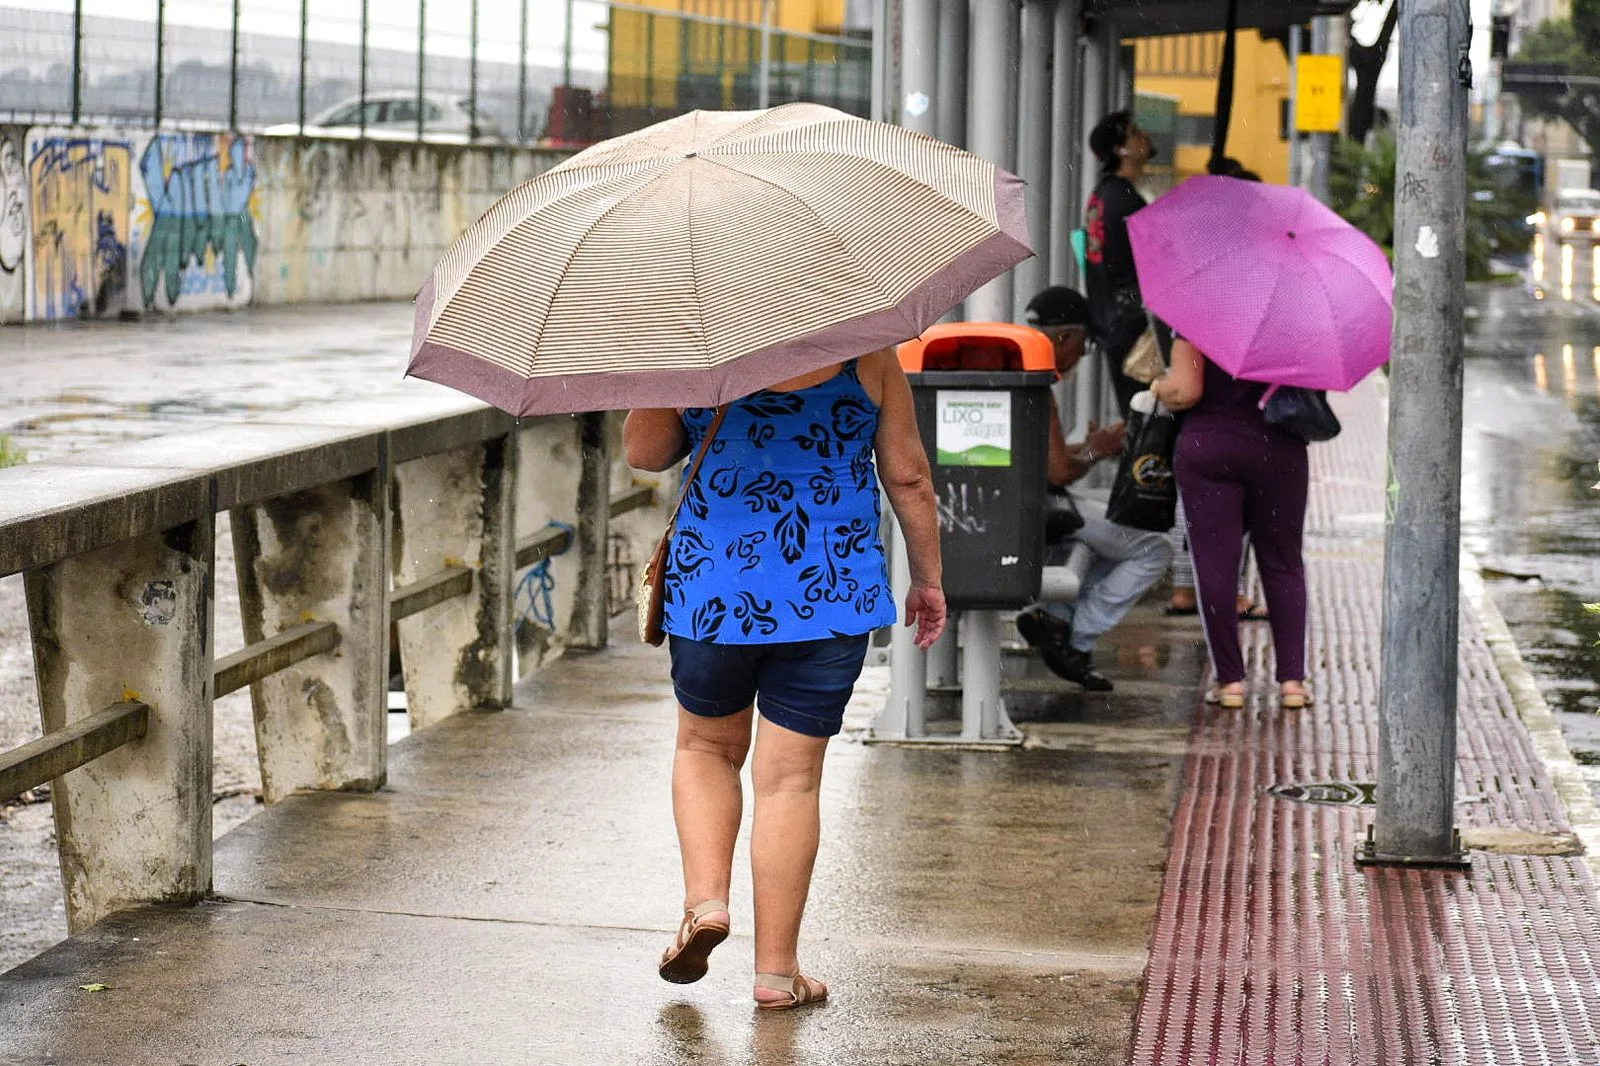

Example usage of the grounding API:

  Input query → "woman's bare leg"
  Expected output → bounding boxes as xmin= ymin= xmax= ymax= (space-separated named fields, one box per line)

xmin=749 ymin=715 xmax=829 ymax=1003
xmin=672 ymin=705 xmax=753 ymax=925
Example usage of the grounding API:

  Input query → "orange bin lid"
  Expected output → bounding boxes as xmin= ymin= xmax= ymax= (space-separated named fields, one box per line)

xmin=897 ymin=322 xmax=1058 ymax=374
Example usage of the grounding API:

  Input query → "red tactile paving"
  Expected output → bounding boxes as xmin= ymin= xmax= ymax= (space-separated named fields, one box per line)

xmin=1128 ymin=381 xmax=1600 ymax=1064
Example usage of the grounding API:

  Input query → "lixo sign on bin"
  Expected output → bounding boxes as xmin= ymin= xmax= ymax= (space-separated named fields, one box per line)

xmin=899 ymin=323 xmax=1056 ymax=609
xmin=936 ymin=391 xmax=1012 ymax=467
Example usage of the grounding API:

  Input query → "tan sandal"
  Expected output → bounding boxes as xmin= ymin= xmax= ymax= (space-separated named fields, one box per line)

xmin=658 ymin=899 xmax=730 ymax=985
xmin=1280 ymin=686 xmax=1314 ymax=710
xmin=1204 ymin=685 xmax=1245 ymax=710
xmin=754 ymin=971 xmax=828 ymax=1011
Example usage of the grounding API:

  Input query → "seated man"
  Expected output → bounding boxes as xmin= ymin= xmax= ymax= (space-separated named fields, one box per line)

xmin=1016 ymin=286 xmax=1174 ymax=691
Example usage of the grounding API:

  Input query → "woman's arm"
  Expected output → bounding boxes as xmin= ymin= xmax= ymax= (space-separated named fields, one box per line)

xmin=864 ymin=349 xmax=947 ymax=649
xmin=1151 ymin=337 xmax=1206 ymax=411
xmin=622 ymin=409 xmax=690 ymax=471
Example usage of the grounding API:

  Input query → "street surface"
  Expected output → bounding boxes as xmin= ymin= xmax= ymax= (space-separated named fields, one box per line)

xmin=0 ymin=283 xmax=1597 ymax=977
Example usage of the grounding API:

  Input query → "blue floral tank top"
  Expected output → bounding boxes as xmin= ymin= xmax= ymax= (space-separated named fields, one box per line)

xmin=661 ymin=361 xmax=896 ymax=644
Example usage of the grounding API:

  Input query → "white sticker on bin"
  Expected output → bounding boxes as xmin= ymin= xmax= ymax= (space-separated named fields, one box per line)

xmin=936 ymin=391 xmax=1012 ymax=467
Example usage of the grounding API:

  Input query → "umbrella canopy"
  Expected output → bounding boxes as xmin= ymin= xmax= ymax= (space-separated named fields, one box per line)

xmin=409 ymin=103 xmax=1032 ymax=416
xmin=1126 ymin=175 xmax=1393 ymax=392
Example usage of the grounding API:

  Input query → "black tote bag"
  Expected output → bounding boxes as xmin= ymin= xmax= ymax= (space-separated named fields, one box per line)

xmin=1105 ymin=402 xmax=1180 ymax=533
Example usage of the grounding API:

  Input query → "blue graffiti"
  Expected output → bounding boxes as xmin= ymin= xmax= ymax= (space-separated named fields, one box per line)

xmin=28 ymin=136 xmax=132 ymax=321
xmin=139 ymin=135 xmax=258 ymax=310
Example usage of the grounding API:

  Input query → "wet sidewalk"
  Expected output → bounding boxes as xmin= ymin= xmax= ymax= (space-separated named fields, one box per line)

xmin=2 ymin=377 xmax=1599 ymax=1064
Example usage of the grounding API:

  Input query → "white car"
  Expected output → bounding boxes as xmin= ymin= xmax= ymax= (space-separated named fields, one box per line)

xmin=263 ymin=92 xmax=505 ymax=142
xmin=1531 ymin=188 xmax=1600 ymax=241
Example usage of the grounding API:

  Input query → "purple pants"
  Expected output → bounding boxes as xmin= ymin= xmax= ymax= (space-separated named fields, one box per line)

xmin=1174 ymin=421 xmax=1309 ymax=685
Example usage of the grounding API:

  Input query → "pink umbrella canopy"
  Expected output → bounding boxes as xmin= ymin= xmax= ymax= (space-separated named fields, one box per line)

xmin=1126 ymin=175 xmax=1394 ymax=392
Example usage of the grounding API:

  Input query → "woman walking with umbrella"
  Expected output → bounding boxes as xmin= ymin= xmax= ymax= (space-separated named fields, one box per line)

xmin=1130 ymin=176 xmax=1393 ymax=710
xmin=406 ymin=103 xmax=1031 ymax=1007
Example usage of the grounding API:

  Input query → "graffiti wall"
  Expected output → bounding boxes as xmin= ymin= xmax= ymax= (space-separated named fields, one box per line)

xmin=132 ymin=133 xmax=260 ymax=314
xmin=0 ymin=128 xmax=25 ymax=323
xmin=0 ymin=127 xmax=562 ymax=323
xmin=23 ymin=129 xmax=133 ymax=322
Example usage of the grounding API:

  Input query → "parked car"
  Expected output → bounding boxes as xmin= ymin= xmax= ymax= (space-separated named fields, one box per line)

xmin=1531 ymin=188 xmax=1600 ymax=242
xmin=263 ymin=92 xmax=505 ymax=142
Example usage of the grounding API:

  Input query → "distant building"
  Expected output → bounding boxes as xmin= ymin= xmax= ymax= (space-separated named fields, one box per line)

xmin=1133 ymin=30 xmax=1293 ymax=186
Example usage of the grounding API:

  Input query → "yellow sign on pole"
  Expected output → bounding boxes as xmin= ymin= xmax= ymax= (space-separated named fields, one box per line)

xmin=1296 ymin=55 xmax=1344 ymax=133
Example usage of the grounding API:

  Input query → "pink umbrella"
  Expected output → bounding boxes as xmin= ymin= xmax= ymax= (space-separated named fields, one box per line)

xmin=1126 ymin=175 xmax=1393 ymax=392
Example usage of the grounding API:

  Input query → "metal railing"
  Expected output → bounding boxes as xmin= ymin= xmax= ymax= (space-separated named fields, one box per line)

xmin=0 ymin=392 xmax=669 ymax=933
xmin=0 ymin=1 xmax=871 ymax=146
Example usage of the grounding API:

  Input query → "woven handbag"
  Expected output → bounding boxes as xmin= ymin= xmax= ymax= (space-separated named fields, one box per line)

xmin=637 ymin=406 xmax=728 ymax=645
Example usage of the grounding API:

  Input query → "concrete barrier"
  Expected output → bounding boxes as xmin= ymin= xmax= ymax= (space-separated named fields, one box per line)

xmin=0 ymin=124 xmax=566 ymax=325
xmin=0 ymin=391 xmax=666 ymax=931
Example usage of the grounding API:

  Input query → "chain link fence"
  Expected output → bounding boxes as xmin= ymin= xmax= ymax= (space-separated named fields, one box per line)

xmin=0 ymin=1 xmax=871 ymax=145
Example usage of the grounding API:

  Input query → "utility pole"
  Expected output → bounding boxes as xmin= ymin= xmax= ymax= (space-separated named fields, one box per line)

xmin=1309 ymin=16 xmax=1334 ymax=203
xmin=1288 ymin=24 xmax=1302 ymax=187
xmin=758 ymin=0 xmax=773 ymax=108
xmin=1359 ymin=0 xmax=1473 ymax=869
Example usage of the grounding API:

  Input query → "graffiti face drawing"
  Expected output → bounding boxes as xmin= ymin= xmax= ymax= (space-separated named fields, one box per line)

xmin=0 ymin=137 xmax=24 ymax=275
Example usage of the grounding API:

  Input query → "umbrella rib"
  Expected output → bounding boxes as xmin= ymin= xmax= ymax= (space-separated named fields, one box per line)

xmin=525 ymin=167 xmax=683 ymax=362
xmin=696 ymin=155 xmax=908 ymax=317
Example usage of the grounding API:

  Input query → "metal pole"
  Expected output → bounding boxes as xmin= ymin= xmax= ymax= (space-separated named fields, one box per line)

xmin=1014 ymin=0 xmax=1054 ymax=320
xmin=1048 ymin=0 xmax=1081 ymax=286
xmin=899 ymin=0 xmax=937 ymax=134
xmin=1361 ymin=0 xmax=1472 ymax=869
xmin=885 ymin=0 xmax=937 ymax=736
xmin=359 ymin=0 xmax=370 ymax=138
xmin=469 ymin=0 xmax=480 ymax=140
xmin=518 ymin=0 xmax=530 ymax=141
xmin=935 ymin=0 xmax=967 ymax=147
xmin=645 ymin=13 xmax=656 ymax=117
xmin=229 ymin=0 xmax=240 ymax=131
xmin=966 ymin=0 xmax=1020 ymax=321
xmin=1288 ymin=24 xmax=1302 ymax=187
xmin=870 ymin=0 xmax=888 ymax=120
xmin=758 ymin=0 xmax=772 ymax=108
xmin=71 ymin=0 xmax=82 ymax=124
xmin=1075 ymin=23 xmax=1107 ymax=432
xmin=154 ymin=0 xmax=165 ymax=126
xmin=416 ymin=0 xmax=427 ymax=140
xmin=1309 ymin=16 xmax=1334 ymax=203
xmin=564 ymin=0 xmax=575 ymax=89
xmin=298 ymin=0 xmax=309 ymax=134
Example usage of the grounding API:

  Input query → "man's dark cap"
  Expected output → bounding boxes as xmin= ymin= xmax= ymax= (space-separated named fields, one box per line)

xmin=1089 ymin=111 xmax=1132 ymax=168
xmin=1026 ymin=286 xmax=1090 ymax=328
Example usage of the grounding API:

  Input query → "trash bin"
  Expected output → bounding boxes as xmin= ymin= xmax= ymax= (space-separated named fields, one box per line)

xmin=897 ymin=323 xmax=1056 ymax=610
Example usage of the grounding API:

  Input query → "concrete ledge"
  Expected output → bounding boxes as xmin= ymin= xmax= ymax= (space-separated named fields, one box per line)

xmin=0 ymin=388 xmax=545 ymax=575
xmin=0 ymin=466 xmax=211 ymax=579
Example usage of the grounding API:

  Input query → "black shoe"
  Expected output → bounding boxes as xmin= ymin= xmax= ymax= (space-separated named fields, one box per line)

xmin=1015 ymin=605 xmax=1070 ymax=650
xmin=1039 ymin=646 xmax=1115 ymax=692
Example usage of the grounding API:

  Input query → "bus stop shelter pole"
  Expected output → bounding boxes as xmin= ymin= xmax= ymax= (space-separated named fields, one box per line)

xmin=1360 ymin=0 xmax=1472 ymax=869
xmin=1013 ymin=0 xmax=1055 ymax=321
xmin=883 ymin=0 xmax=939 ymax=740
xmin=1048 ymin=0 xmax=1082 ymax=289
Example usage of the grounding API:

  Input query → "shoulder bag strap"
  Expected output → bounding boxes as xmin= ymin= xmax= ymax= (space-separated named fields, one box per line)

xmin=664 ymin=405 xmax=729 ymax=532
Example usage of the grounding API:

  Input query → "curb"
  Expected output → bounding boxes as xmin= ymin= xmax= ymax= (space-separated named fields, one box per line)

xmin=1462 ymin=556 xmax=1600 ymax=883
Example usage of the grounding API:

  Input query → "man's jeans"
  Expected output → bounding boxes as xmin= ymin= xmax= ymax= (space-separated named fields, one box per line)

xmin=1043 ymin=496 xmax=1173 ymax=653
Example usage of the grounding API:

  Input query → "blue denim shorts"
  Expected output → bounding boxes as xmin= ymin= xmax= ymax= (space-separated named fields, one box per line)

xmin=668 ymin=634 xmax=871 ymax=738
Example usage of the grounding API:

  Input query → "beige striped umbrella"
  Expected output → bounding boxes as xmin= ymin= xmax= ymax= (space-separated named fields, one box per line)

xmin=408 ymin=102 xmax=1032 ymax=416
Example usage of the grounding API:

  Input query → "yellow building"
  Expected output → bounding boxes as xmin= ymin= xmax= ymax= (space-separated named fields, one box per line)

xmin=1134 ymin=31 xmax=1293 ymax=185
xmin=608 ymin=0 xmax=859 ymax=117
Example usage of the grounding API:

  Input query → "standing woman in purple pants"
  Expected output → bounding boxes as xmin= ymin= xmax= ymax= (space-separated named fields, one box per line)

xmin=1149 ymin=337 xmax=1313 ymax=710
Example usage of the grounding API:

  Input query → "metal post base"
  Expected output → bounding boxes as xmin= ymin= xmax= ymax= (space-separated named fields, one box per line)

xmin=867 ymin=609 xmax=1023 ymax=749
xmin=1353 ymin=825 xmax=1473 ymax=870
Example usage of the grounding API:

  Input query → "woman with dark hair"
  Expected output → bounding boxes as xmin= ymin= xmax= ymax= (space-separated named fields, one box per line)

xmin=1084 ymin=110 xmax=1155 ymax=415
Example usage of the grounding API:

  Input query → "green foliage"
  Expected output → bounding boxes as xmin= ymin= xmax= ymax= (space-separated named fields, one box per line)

xmin=0 ymin=435 xmax=26 ymax=468
xmin=1329 ymin=129 xmax=1537 ymax=281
